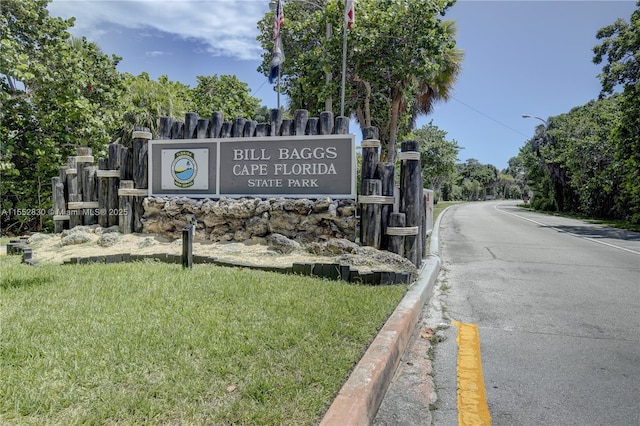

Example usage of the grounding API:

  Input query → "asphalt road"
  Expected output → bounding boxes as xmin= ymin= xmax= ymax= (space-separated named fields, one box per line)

xmin=431 ymin=201 xmax=640 ymax=425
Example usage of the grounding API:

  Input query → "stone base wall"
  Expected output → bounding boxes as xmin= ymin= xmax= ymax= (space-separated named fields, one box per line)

xmin=142 ymin=197 xmax=357 ymax=243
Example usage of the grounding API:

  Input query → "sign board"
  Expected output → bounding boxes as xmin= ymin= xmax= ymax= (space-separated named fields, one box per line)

xmin=149 ymin=135 xmax=356 ymax=199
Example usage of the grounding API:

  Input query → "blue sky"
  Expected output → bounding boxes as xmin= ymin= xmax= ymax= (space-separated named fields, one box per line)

xmin=47 ymin=0 xmax=637 ymax=170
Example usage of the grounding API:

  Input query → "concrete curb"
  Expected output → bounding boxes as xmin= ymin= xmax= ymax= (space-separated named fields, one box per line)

xmin=320 ymin=208 xmax=448 ymax=425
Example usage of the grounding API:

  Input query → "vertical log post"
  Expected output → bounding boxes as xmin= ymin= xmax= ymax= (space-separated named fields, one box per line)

xmin=158 ymin=116 xmax=173 ymax=140
xmin=399 ymin=140 xmax=423 ymax=266
xmin=52 ymin=177 xmax=67 ymax=233
xmin=376 ymin=162 xmax=395 ymax=250
xmin=360 ymin=127 xmax=380 ymax=243
xmin=306 ymin=117 xmax=319 ymax=135
xmin=270 ymin=108 xmax=283 ymax=136
xmin=210 ymin=112 xmax=224 ymax=138
xmin=243 ymin=120 xmax=257 ymax=137
xmin=387 ymin=212 xmax=406 ymax=257
xmin=319 ymin=111 xmax=334 ymax=135
xmin=361 ymin=179 xmax=382 ymax=248
xmin=184 ymin=113 xmax=198 ymax=139
xmin=196 ymin=119 xmax=209 ymax=139
xmin=182 ymin=224 xmax=194 ymax=269
xmin=232 ymin=118 xmax=246 ymax=137
xmin=255 ymin=123 xmax=268 ymax=137
xmin=132 ymin=128 xmax=151 ymax=233
xmin=294 ymin=109 xmax=309 ymax=135
xmin=107 ymin=143 xmax=122 ymax=227
xmin=334 ymin=116 xmax=349 ymax=135
xmin=118 ymin=180 xmax=134 ymax=234
xmin=97 ymin=158 xmax=109 ymax=227
xmin=280 ymin=119 xmax=294 ymax=136
xmin=220 ymin=122 xmax=232 ymax=138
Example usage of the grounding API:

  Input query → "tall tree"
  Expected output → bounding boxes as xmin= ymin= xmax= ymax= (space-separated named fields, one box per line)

xmin=256 ymin=0 xmax=461 ymax=162
xmin=1 ymin=0 xmax=123 ymax=233
xmin=593 ymin=1 xmax=640 ymax=223
xmin=406 ymin=121 xmax=461 ymax=196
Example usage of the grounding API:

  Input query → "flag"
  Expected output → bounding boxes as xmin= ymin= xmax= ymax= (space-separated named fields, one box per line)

xmin=345 ymin=0 xmax=355 ymax=28
xmin=269 ymin=0 xmax=285 ymax=84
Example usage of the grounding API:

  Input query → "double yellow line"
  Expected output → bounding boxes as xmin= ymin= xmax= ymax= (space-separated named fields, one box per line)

xmin=453 ymin=321 xmax=492 ymax=425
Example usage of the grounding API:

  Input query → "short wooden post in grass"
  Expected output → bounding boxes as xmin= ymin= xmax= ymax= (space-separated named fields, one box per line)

xmin=182 ymin=224 xmax=194 ymax=269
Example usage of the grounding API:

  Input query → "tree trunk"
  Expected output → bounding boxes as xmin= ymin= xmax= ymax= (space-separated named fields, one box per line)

xmin=388 ymin=93 xmax=403 ymax=164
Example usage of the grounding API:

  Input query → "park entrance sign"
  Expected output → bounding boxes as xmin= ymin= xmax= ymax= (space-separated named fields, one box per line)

xmin=149 ymin=135 xmax=356 ymax=199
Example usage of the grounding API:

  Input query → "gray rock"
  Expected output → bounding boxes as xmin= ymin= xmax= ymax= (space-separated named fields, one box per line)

xmin=59 ymin=232 xmax=91 ymax=246
xmin=267 ymin=233 xmax=301 ymax=254
xmin=97 ymin=232 xmax=121 ymax=247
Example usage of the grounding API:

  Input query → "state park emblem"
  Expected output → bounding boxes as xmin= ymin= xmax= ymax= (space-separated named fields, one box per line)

xmin=171 ymin=150 xmax=198 ymax=188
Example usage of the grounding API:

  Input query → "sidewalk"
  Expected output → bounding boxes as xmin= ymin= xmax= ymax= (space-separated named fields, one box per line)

xmin=320 ymin=210 xmax=446 ymax=425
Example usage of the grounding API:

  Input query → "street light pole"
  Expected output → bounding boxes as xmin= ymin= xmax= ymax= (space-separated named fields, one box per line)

xmin=521 ymin=114 xmax=547 ymax=125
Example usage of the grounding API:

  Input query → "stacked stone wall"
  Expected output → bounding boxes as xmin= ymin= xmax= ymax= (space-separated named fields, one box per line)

xmin=142 ymin=196 xmax=357 ymax=243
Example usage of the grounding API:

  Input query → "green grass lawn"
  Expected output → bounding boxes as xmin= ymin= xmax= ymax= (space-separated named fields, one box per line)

xmin=0 ymin=257 xmax=407 ymax=425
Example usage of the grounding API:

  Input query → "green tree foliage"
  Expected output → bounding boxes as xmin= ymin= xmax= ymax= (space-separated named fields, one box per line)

xmin=593 ymin=1 xmax=639 ymax=223
xmin=1 ymin=0 xmax=123 ymax=234
xmin=519 ymin=4 xmax=639 ymax=224
xmin=190 ymin=75 xmax=261 ymax=121
xmin=257 ymin=0 xmax=462 ymax=162
xmin=405 ymin=121 xmax=461 ymax=197
xmin=115 ymin=72 xmax=191 ymax=145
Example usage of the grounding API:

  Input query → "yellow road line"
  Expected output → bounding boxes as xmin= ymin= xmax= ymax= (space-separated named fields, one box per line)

xmin=453 ymin=321 xmax=492 ymax=425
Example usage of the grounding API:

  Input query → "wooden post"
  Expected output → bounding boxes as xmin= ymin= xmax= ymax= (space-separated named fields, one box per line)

xmin=306 ymin=117 xmax=319 ymax=135
xmin=184 ymin=113 xmax=198 ymax=139
xmin=243 ymin=120 xmax=257 ymax=137
xmin=280 ymin=119 xmax=294 ymax=136
xmin=400 ymin=140 xmax=423 ymax=266
xmin=52 ymin=177 xmax=67 ymax=233
xmin=196 ymin=119 xmax=209 ymax=139
xmin=294 ymin=109 xmax=309 ymax=135
xmin=255 ymin=123 xmax=268 ymax=137
xmin=65 ymin=156 xmax=78 ymax=206
xmin=220 ymin=122 xmax=232 ymax=138
xmin=232 ymin=118 xmax=246 ymax=137
xmin=211 ymin=112 xmax=224 ymax=138
xmin=361 ymin=179 xmax=382 ymax=248
xmin=68 ymin=193 xmax=82 ymax=228
xmin=82 ymin=165 xmax=97 ymax=225
xmin=98 ymin=158 xmax=109 ymax=227
xmin=334 ymin=116 xmax=349 ymax=135
xmin=158 ymin=116 xmax=173 ymax=139
xmin=171 ymin=121 xmax=184 ymax=139
xmin=118 ymin=180 xmax=134 ymax=234
xmin=132 ymin=129 xmax=151 ymax=189
xmin=182 ymin=224 xmax=194 ymax=268
xmin=360 ymin=127 xmax=380 ymax=243
xmin=387 ymin=213 xmax=406 ymax=256
xmin=376 ymin=162 xmax=395 ymax=250
xmin=270 ymin=108 xmax=283 ymax=136
xmin=319 ymin=111 xmax=334 ymax=135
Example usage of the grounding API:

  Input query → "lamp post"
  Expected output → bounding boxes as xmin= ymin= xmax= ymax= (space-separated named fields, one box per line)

xmin=522 ymin=114 xmax=547 ymax=126
xmin=269 ymin=0 xmax=332 ymax=112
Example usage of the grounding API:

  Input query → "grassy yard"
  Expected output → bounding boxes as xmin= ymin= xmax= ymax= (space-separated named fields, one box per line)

xmin=0 ymin=257 xmax=407 ymax=425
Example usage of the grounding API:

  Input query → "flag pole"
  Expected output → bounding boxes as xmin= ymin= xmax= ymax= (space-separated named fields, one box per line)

xmin=341 ymin=0 xmax=354 ymax=117
xmin=340 ymin=22 xmax=347 ymax=117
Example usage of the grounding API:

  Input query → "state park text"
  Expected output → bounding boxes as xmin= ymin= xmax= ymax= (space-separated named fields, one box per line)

xmin=149 ymin=135 xmax=356 ymax=199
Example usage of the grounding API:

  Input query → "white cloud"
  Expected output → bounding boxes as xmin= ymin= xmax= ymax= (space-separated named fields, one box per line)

xmin=48 ymin=0 xmax=269 ymax=60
